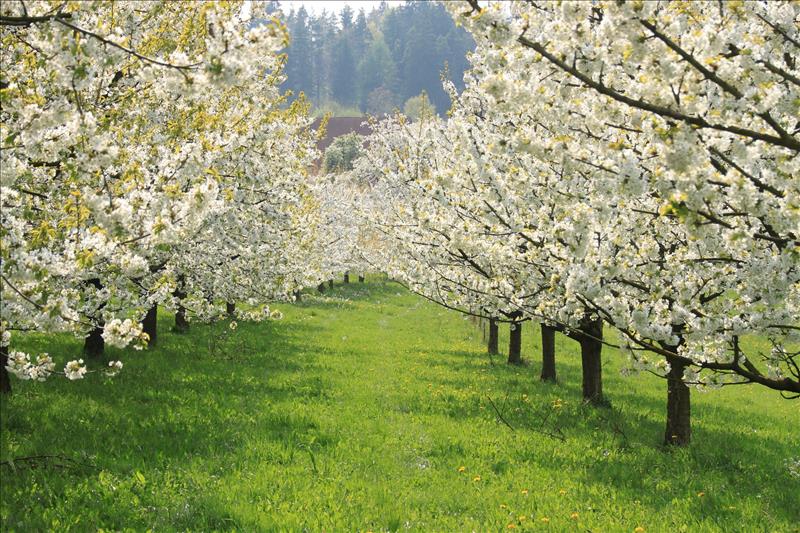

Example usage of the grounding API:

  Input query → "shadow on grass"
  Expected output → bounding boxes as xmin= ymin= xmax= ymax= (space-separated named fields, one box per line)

xmin=0 ymin=315 xmax=335 ymax=486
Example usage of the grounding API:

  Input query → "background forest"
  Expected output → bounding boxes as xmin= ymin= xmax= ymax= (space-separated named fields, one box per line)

xmin=278 ymin=1 xmax=475 ymax=115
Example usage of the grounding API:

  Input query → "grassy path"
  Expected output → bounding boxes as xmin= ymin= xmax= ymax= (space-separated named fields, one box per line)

xmin=1 ymin=279 xmax=798 ymax=531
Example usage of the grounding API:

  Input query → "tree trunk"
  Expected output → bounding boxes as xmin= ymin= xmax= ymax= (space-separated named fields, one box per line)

xmin=294 ymin=290 xmax=302 ymax=302
xmin=344 ymin=271 xmax=350 ymax=284
xmin=83 ymin=324 xmax=105 ymax=358
xmin=328 ymin=279 xmax=334 ymax=289
xmin=1 ymin=345 xmax=10 ymax=394
xmin=578 ymin=318 xmax=604 ymax=404
xmin=488 ymin=319 xmax=499 ymax=355
xmin=173 ymin=277 xmax=189 ymax=333
xmin=317 ymin=283 xmax=326 ymax=293
xmin=226 ymin=302 xmax=236 ymax=316
xmin=664 ymin=354 xmax=691 ymax=446
xmin=508 ymin=321 xmax=523 ymax=365
xmin=540 ymin=324 xmax=556 ymax=382
xmin=358 ymin=275 xmax=365 ymax=283
xmin=174 ymin=304 xmax=189 ymax=333
xmin=83 ymin=278 xmax=105 ymax=358
xmin=142 ymin=305 xmax=158 ymax=347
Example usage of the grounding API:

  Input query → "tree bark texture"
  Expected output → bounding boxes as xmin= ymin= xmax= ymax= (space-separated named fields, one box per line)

xmin=578 ymin=317 xmax=604 ymax=404
xmin=83 ymin=278 xmax=105 ymax=358
xmin=488 ymin=319 xmax=499 ymax=355
xmin=1 ymin=345 xmax=10 ymax=394
xmin=173 ymin=276 xmax=189 ymax=333
xmin=508 ymin=321 xmax=523 ymax=365
xmin=142 ymin=305 xmax=158 ymax=347
xmin=664 ymin=354 xmax=691 ymax=446
xmin=540 ymin=323 xmax=556 ymax=382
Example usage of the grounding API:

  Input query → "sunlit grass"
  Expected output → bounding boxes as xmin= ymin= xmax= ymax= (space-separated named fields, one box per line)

xmin=1 ymin=277 xmax=798 ymax=531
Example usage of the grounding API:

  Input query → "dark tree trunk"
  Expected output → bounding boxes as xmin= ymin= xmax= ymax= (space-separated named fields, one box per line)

xmin=173 ymin=277 xmax=189 ymax=333
xmin=1 ymin=345 xmax=10 ymax=394
xmin=358 ymin=275 xmax=365 ymax=283
xmin=142 ymin=305 xmax=158 ymax=347
xmin=142 ymin=305 xmax=158 ymax=346
xmin=226 ymin=302 xmax=236 ymax=316
xmin=488 ymin=319 xmax=499 ymax=355
xmin=578 ymin=318 xmax=604 ymax=404
xmin=174 ymin=304 xmax=189 ymax=333
xmin=664 ymin=354 xmax=691 ymax=446
xmin=317 ymin=283 xmax=326 ymax=293
xmin=540 ymin=324 xmax=556 ymax=382
xmin=83 ymin=278 xmax=105 ymax=358
xmin=508 ymin=321 xmax=523 ymax=365
xmin=83 ymin=324 xmax=105 ymax=358
xmin=294 ymin=290 xmax=302 ymax=302
xmin=328 ymin=279 xmax=334 ymax=289
xmin=344 ymin=271 xmax=350 ymax=284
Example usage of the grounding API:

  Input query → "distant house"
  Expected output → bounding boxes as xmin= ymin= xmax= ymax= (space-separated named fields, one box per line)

xmin=311 ymin=116 xmax=372 ymax=152
xmin=310 ymin=116 xmax=372 ymax=173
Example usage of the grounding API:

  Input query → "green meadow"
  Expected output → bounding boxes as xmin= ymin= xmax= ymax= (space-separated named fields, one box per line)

xmin=1 ymin=278 xmax=798 ymax=531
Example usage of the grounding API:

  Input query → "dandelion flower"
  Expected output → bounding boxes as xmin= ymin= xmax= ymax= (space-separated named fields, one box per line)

xmin=634 ymin=527 xmax=645 ymax=533
xmin=570 ymin=512 xmax=579 ymax=520
xmin=540 ymin=517 xmax=550 ymax=523
xmin=458 ymin=466 xmax=466 ymax=473
xmin=473 ymin=475 xmax=481 ymax=482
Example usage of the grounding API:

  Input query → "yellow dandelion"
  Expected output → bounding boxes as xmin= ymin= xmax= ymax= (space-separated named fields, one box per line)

xmin=519 ymin=515 xmax=527 ymax=522
xmin=521 ymin=489 xmax=529 ymax=496
xmin=458 ymin=466 xmax=466 ymax=473
xmin=697 ymin=491 xmax=705 ymax=498
xmin=570 ymin=512 xmax=579 ymax=520
xmin=634 ymin=527 xmax=645 ymax=533
xmin=473 ymin=475 xmax=481 ymax=482
xmin=540 ymin=517 xmax=550 ymax=523
xmin=559 ymin=489 xmax=567 ymax=496
xmin=507 ymin=525 xmax=517 ymax=530
xmin=500 ymin=504 xmax=508 ymax=510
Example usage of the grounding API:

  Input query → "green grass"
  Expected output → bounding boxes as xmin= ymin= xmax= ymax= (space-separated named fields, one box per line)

xmin=2 ymin=278 xmax=798 ymax=532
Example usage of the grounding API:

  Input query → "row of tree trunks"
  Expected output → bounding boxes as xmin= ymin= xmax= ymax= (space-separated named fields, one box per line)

xmin=329 ymin=279 xmax=333 ymax=289
xmin=359 ymin=275 xmax=365 ymax=283
xmin=318 ymin=282 xmax=326 ymax=293
xmin=486 ymin=320 xmax=552 ymax=379
xmin=344 ymin=271 xmax=350 ymax=284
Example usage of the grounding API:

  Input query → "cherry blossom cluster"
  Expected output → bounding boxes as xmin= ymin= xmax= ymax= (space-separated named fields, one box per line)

xmin=349 ymin=1 xmax=799 ymax=396
xmin=1 ymin=1 xmax=322 ymax=383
